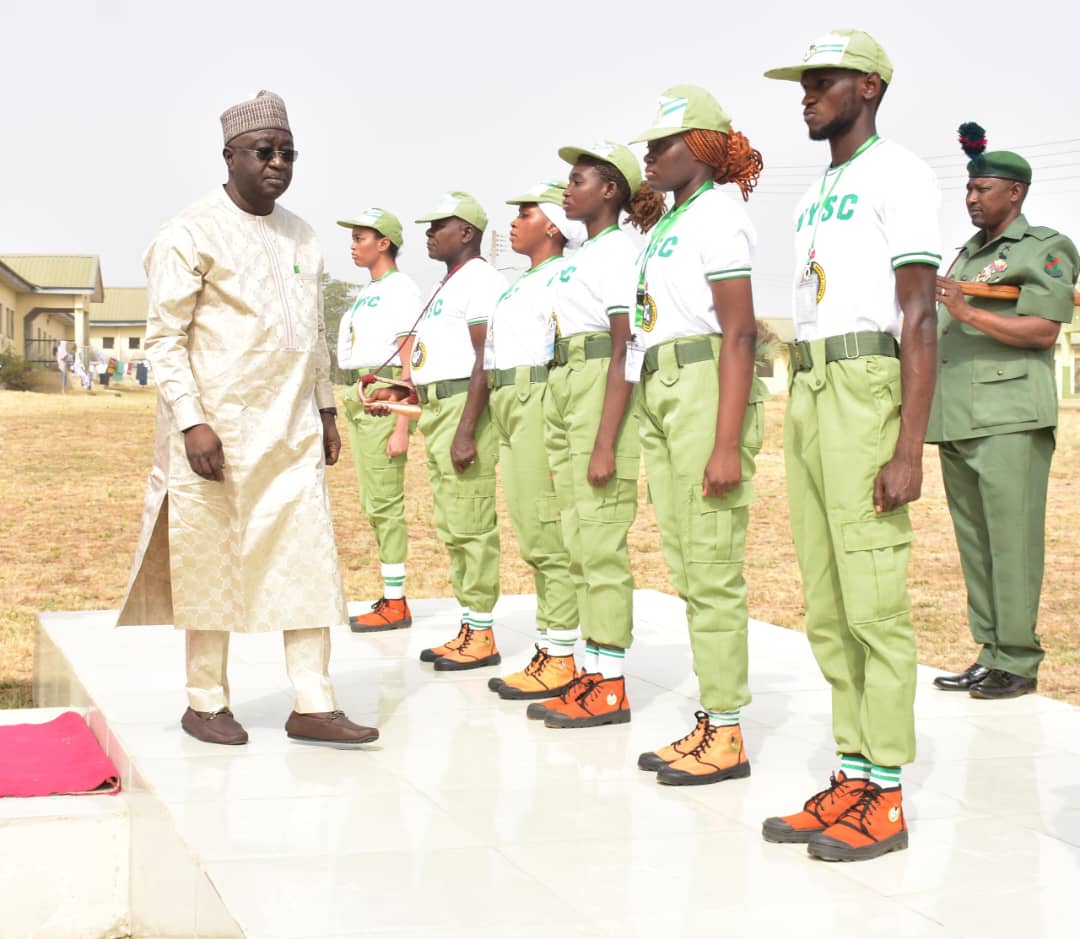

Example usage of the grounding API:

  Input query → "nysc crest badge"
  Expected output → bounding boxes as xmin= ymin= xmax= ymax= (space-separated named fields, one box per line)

xmin=411 ymin=342 xmax=427 ymax=369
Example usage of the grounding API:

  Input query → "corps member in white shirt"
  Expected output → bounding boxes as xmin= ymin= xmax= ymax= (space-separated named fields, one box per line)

xmin=627 ymin=86 xmax=769 ymax=787
xmin=526 ymin=142 xmax=666 ymax=731
xmin=762 ymin=29 xmax=939 ymax=863
xmin=409 ymin=192 xmax=507 ymax=670
xmin=485 ymin=181 xmax=587 ymax=702
xmin=336 ymin=208 xmax=420 ymax=634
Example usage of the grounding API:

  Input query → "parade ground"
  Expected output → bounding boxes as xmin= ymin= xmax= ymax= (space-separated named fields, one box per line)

xmin=2 ymin=386 xmax=1079 ymax=710
xmin=3 ymin=387 xmax=1080 ymax=937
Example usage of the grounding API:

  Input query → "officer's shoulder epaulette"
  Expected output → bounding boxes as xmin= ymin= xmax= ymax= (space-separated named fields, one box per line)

xmin=1026 ymin=226 xmax=1061 ymax=241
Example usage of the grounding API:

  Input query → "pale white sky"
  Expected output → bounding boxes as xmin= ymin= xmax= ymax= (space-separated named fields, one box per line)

xmin=2 ymin=0 xmax=1078 ymax=316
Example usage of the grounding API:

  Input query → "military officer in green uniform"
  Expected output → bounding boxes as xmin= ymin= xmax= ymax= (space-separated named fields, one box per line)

xmin=929 ymin=128 xmax=1079 ymax=699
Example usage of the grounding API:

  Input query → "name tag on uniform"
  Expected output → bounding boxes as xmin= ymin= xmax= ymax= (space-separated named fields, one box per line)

xmin=794 ymin=265 xmax=818 ymax=329
xmin=625 ymin=336 xmax=646 ymax=384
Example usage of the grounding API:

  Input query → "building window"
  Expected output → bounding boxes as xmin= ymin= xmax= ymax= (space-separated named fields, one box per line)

xmin=102 ymin=336 xmax=115 ymax=349
xmin=6 ymin=309 xmax=13 ymax=337
xmin=128 ymin=336 xmax=140 ymax=350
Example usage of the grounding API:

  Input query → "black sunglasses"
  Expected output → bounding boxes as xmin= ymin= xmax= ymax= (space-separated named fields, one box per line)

xmin=233 ymin=147 xmax=300 ymax=164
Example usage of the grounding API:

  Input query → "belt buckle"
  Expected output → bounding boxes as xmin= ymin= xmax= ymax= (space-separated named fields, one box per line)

xmin=841 ymin=332 xmax=861 ymax=360
xmin=791 ymin=341 xmax=811 ymax=372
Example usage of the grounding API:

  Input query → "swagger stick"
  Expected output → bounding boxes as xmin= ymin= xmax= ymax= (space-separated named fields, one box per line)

xmin=957 ymin=282 xmax=1080 ymax=305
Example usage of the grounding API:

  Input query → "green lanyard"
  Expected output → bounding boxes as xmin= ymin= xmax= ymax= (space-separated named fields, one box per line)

xmin=635 ymin=182 xmax=712 ymax=329
xmin=803 ymin=135 xmax=880 ymax=273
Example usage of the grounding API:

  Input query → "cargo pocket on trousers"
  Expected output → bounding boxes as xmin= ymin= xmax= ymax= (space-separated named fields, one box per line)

xmin=589 ymin=456 xmax=639 ymax=524
xmin=688 ymin=490 xmax=748 ymax=563
xmin=839 ymin=511 xmax=914 ymax=623
xmin=448 ymin=478 xmax=497 ymax=535
xmin=537 ymin=495 xmax=561 ymax=524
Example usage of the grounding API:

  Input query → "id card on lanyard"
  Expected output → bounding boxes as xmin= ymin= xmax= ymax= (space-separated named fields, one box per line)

xmin=797 ymin=136 xmax=879 ymax=331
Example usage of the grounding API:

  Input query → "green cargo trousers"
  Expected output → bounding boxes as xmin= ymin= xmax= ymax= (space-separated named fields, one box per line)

xmin=342 ymin=373 xmax=409 ymax=565
xmin=488 ymin=370 xmax=579 ymax=634
xmin=544 ymin=332 xmax=639 ymax=649
xmin=416 ymin=384 xmax=501 ymax=613
xmin=938 ymin=428 xmax=1053 ymax=678
xmin=785 ymin=345 xmax=917 ymax=767
xmin=636 ymin=334 xmax=766 ymax=712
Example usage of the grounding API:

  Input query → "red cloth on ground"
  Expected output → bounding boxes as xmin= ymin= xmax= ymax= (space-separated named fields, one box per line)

xmin=0 ymin=712 xmax=120 ymax=798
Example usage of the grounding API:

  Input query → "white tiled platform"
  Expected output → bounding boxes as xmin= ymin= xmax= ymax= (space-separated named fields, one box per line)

xmin=34 ymin=591 xmax=1080 ymax=939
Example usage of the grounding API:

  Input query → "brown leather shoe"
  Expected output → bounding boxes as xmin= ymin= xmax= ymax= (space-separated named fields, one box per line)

xmin=285 ymin=710 xmax=379 ymax=747
xmin=181 ymin=707 xmax=249 ymax=745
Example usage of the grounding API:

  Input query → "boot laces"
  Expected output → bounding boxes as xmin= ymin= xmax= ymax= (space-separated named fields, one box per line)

xmin=834 ymin=784 xmax=884 ymax=834
xmin=805 ymin=772 xmax=847 ymax=814
xmin=559 ymin=671 xmax=597 ymax=703
xmin=686 ymin=720 xmax=722 ymax=758
xmin=370 ymin=597 xmax=391 ymax=613
xmin=523 ymin=645 xmax=551 ymax=677
xmin=672 ymin=711 xmax=709 ymax=748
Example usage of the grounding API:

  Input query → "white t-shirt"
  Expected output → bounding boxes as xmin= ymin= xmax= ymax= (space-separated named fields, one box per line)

xmin=635 ymin=185 xmax=755 ymax=349
xmin=791 ymin=138 xmax=942 ymax=341
xmin=551 ymin=227 xmax=636 ymax=337
xmin=410 ymin=257 xmax=506 ymax=384
xmin=489 ymin=256 xmax=563 ymax=369
xmin=336 ymin=270 xmax=421 ymax=369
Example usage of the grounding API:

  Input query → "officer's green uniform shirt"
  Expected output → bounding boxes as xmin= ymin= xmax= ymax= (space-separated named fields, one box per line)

xmin=926 ymin=215 xmax=1079 ymax=443
xmin=336 ymin=270 xmax=421 ymax=369
xmin=636 ymin=184 xmax=754 ymax=347
xmin=791 ymin=138 xmax=942 ymax=340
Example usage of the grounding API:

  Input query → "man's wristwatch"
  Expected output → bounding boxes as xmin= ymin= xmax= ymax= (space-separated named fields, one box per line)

xmin=319 ymin=407 xmax=338 ymax=417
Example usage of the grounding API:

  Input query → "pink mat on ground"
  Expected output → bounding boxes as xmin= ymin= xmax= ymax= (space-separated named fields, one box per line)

xmin=0 ymin=711 xmax=120 ymax=798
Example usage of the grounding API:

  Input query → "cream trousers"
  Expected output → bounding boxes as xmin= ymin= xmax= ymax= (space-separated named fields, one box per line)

xmin=185 ymin=628 xmax=337 ymax=714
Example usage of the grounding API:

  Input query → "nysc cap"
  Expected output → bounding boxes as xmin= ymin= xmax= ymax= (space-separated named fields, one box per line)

xmin=765 ymin=28 xmax=893 ymax=84
xmin=506 ymin=180 xmax=567 ymax=207
xmin=558 ymin=141 xmax=643 ymax=197
xmin=414 ymin=191 xmax=489 ymax=232
xmin=629 ymin=85 xmax=732 ymax=143
xmin=958 ymin=121 xmax=1032 ymax=185
xmin=336 ymin=207 xmax=404 ymax=247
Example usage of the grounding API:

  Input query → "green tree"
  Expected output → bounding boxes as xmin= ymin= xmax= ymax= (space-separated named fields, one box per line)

xmin=321 ymin=273 xmax=360 ymax=384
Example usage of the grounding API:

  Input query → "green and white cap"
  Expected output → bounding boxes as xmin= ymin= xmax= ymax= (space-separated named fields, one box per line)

xmin=558 ymin=141 xmax=643 ymax=197
xmin=506 ymin=180 xmax=567 ymax=206
xmin=764 ymin=28 xmax=893 ymax=84
xmin=414 ymin=191 xmax=488 ymax=231
xmin=336 ymin=207 xmax=404 ymax=247
xmin=629 ymin=85 xmax=732 ymax=143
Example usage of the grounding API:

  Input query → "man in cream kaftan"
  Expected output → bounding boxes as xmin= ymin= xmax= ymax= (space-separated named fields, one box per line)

xmin=117 ymin=90 xmax=377 ymax=747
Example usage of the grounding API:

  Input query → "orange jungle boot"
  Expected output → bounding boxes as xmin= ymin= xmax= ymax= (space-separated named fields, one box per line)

xmin=433 ymin=626 xmax=501 ymax=671
xmin=525 ymin=669 xmax=600 ymax=720
xmin=656 ymin=722 xmax=750 ymax=786
xmin=496 ymin=646 xmax=577 ymax=700
xmin=350 ymin=597 xmax=412 ymax=633
xmin=543 ymin=675 xmax=631 ymax=729
xmin=761 ymin=771 xmax=871 ymax=844
xmin=806 ymin=784 xmax=908 ymax=862
xmin=419 ymin=622 xmax=468 ymax=663
xmin=638 ymin=711 xmax=710 ymax=772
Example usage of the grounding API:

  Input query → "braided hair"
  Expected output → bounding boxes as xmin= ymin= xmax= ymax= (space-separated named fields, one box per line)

xmin=578 ymin=155 xmax=667 ymax=234
xmin=683 ymin=128 xmax=763 ymax=202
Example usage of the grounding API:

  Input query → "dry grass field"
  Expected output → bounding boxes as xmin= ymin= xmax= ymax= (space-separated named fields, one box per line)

xmin=2 ymin=385 xmax=1078 ymax=709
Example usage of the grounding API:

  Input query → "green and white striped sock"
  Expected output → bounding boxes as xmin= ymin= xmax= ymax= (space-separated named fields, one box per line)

xmin=870 ymin=764 xmax=901 ymax=789
xmin=546 ymin=628 xmax=578 ymax=657
xmin=597 ymin=645 xmax=625 ymax=679
xmin=381 ymin=563 xmax=405 ymax=600
xmin=584 ymin=642 xmax=600 ymax=673
xmin=467 ymin=611 xmax=494 ymax=633
xmin=706 ymin=709 xmax=740 ymax=727
xmin=840 ymin=754 xmax=871 ymax=780
xmin=536 ymin=629 xmax=549 ymax=651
